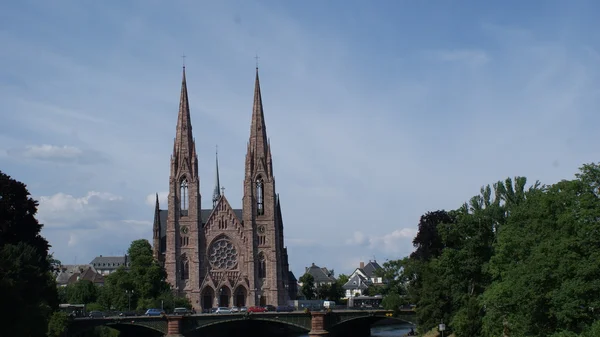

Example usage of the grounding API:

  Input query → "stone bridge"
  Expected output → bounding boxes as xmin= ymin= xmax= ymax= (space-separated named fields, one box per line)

xmin=67 ymin=310 xmax=415 ymax=337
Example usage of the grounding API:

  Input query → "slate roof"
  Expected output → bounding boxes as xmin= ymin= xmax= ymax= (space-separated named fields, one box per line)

xmin=90 ymin=255 xmax=129 ymax=269
xmin=305 ymin=263 xmax=336 ymax=284
xmin=343 ymin=273 xmax=370 ymax=290
xmin=288 ymin=270 xmax=297 ymax=282
xmin=158 ymin=209 xmax=243 ymax=238
xmin=56 ymin=265 xmax=104 ymax=286
xmin=361 ymin=261 xmax=382 ymax=278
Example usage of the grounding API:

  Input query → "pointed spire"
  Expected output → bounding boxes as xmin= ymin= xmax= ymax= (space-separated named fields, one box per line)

xmin=153 ymin=193 xmax=160 ymax=232
xmin=173 ymin=66 xmax=195 ymax=162
xmin=247 ymin=67 xmax=271 ymax=177
xmin=212 ymin=145 xmax=221 ymax=208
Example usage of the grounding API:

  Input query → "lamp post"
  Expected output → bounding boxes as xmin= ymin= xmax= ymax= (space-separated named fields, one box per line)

xmin=439 ymin=319 xmax=446 ymax=337
xmin=125 ymin=290 xmax=134 ymax=312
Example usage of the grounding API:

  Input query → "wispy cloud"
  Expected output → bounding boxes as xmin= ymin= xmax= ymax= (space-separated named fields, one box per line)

xmin=1 ymin=1 xmax=599 ymax=274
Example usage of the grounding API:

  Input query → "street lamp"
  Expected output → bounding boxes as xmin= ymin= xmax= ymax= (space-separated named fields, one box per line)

xmin=439 ymin=320 xmax=446 ymax=337
xmin=125 ymin=290 xmax=134 ymax=312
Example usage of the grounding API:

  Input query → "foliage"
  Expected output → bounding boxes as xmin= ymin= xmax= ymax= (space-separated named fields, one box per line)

xmin=299 ymin=273 xmax=316 ymax=300
xmin=47 ymin=311 xmax=70 ymax=337
xmin=383 ymin=164 xmax=600 ymax=336
xmin=0 ymin=171 xmax=58 ymax=336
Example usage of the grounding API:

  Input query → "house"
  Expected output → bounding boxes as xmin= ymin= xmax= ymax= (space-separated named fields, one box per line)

xmin=55 ymin=265 xmax=105 ymax=287
xmin=342 ymin=260 xmax=384 ymax=298
xmin=89 ymin=255 xmax=130 ymax=275
xmin=302 ymin=263 xmax=336 ymax=287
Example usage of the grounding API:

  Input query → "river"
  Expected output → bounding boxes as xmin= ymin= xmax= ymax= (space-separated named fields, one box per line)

xmin=296 ymin=323 xmax=415 ymax=337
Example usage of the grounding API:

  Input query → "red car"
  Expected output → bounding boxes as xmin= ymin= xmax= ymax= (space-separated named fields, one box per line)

xmin=247 ymin=306 xmax=267 ymax=313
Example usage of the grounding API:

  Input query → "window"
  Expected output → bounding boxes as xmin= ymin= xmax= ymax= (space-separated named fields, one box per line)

xmin=180 ymin=179 xmax=188 ymax=211
xmin=256 ymin=177 xmax=264 ymax=215
xmin=180 ymin=255 xmax=189 ymax=280
xmin=258 ymin=253 xmax=266 ymax=278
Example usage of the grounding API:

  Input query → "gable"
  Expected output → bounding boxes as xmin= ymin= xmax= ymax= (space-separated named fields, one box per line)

xmin=158 ymin=207 xmax=243 ymax=239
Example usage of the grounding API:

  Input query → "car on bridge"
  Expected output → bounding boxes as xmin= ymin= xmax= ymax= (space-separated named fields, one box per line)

xmin=144 ymin=308 xmax=165 ymax=316
xmin=173 ymin=307 xmax=191 ymax=316
xmin=215 ymin=307 xmax=232 ymax=314
xmin=247 ymin=306 xmax=266 ymax=313
xmin=88 ymin=311 xmax=106 ymax=318
xmin=276 ymin=305 xmax=295 ymax=312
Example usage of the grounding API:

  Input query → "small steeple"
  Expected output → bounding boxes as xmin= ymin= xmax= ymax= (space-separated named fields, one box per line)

xmin=173 ymin=66 xmax=195 ymax=163
xmin=153 ymin=193 xmax=160 ymax=235
xmin=246 ymin=67 xmax=272 ymax=177
xmin=212 ymin=146 xmax=221 ymax=208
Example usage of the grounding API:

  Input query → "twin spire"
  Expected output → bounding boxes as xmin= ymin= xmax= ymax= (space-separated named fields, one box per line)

xmin=172 ymin=62 xmax=271 ymax=207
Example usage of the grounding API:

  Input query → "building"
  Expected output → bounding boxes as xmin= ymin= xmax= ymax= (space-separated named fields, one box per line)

xmin=56 ymin=265 xmax=105 ymax=287
xmin=89 ymin=255 xmax=130 ymax=275
xmin=342 ymin=260 xmax=384 ymax=298
xmin=152 ymin=66 xmax=295 ymax=311
xmin=303 ymin=263 xmax=336 ymax=287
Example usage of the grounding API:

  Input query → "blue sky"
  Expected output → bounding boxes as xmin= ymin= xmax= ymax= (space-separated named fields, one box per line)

xmin=1 ymin=0 xmax=599 ymax=278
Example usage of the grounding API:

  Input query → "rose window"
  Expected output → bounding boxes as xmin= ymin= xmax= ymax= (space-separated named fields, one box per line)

xmin=208 ymin=237 xmax=238 ymax=270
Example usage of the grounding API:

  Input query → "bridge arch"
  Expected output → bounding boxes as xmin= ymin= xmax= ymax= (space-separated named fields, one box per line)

xmin=68 ymin=319 xmax=166 ymax=337
xmin=185 ymin=317 xmax=309 ymax=337
xmin=329 ymin=315 xmax=415 ymax=335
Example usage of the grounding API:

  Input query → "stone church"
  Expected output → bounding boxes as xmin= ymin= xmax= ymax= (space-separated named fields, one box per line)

xmin=152 ymin=66 xmax=296 ymax=311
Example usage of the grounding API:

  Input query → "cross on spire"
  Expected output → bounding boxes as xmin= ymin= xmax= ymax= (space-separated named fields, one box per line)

xmin=182 ymin=53 xmax=186 ymax=68
xmin=221 ymin=186 xmax=225 ymax=195
xmin=254 ymin=54 xmax=260 ymax=69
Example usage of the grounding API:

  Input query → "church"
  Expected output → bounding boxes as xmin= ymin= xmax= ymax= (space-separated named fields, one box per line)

xmin=152 ymin=66 xmax=296 ymax=312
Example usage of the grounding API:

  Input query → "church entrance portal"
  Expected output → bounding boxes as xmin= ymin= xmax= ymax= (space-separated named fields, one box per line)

xmin=234 ymin=286 xmax=247 ymax=307
xmin=201 ymin=287 xmax=215 ymax=311
xmin=218 ymin=287 xmax=231 ymax=307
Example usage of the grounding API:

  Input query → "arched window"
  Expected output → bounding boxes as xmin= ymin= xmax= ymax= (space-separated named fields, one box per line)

xmin=180 ymin=179 xmax=188 ymax=212
xmin=256 ymin=177 xmax=264 ymax=215
xmin=180 ymin=255 xmax=189 ymax=280
xmin=258 ymin=253 xmax=266 ymax=279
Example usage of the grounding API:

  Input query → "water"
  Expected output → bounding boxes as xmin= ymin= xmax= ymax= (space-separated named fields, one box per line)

xmin=296 ymin=323 xmax=414 ymax=337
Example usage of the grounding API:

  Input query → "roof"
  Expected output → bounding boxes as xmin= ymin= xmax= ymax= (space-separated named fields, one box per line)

xmin=288 ymin=270 xmax=297 ymax=282
xmin=158 ymin=209 xmax=243 ymax=238
xmin=343 ymin=273 xmax=370 ymax=290
xmin=56 ymin=265 xmax=104 ymax=286
xmin=361 ymin=261 xmax=382 ymax=278
xmin=90 ymin=255 xmax=129 ymax=269
xmin=305 ymin=263 xmax=336 ymax=284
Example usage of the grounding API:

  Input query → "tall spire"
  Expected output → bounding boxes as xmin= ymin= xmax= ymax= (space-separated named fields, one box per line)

xmin=173 ymin=66 xmax=195 ymax=162
xmin=212 ymin=145 xmax=221 ymax=208
xmin=246 ymin=67 xmax=271 ymax=177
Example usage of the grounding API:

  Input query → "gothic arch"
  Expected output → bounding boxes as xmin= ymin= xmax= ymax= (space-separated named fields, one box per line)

xmin=257 ymin=251 xmax=266 ymax=279
xmin=255 ymin=176 xmax=264 ymax=215
xmin=180 ymin=177 xmax=189 ymax=212
xmin=233 ymin=285 xmax=248 ymax=307
xmin=216 ymin=285 xmax=232 ymax=307
xmin=201 ymin=286 xmax=215 ymax=311
xmin=180 ymin=254 xmax=189 ymax=280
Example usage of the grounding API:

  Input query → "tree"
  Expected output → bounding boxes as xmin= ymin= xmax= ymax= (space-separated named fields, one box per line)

xmin=47 ymin=311 xmax=70 ymax=337
xmin=0 ymin=171 xmax=58 ymax=336
xmin=299 ymin=273 xmax=316 ymax=300
xmin=67 ymin=280 xmax=98 ymax=304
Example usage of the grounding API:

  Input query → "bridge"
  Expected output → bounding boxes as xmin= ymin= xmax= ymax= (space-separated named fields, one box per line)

xmin=67 ymin=310 xmax=416 ymax=337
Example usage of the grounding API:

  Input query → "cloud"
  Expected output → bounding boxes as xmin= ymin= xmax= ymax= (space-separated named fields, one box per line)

xmin=2 ymin=2 xmax=600 ymax=275
xmin=145 ymin=192 xmax=169 ymax=207
xmin=7 ymin=144 xmax=110 ymax=165
xmin=38 ymin=191 xmax=125 ymax=229
xmin=346 ymin=229 xmax=417 ymax=255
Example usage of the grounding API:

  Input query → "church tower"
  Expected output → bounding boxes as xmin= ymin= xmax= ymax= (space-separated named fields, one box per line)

xmin=153 ymin=65 xmax=295 ymax=311
xmin=165 ymin=66 xmax=202 ymax=301
xmin=243 ymin=67 xmax=289 ymax=306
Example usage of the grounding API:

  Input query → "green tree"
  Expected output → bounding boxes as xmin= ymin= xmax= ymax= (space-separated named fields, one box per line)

xmin=67 ymin=280 xmax=98 ymax=304
xmin=299 ymin=273 xmax=316 ymax=300
xmin=0 ymin=171 xmax=58 ymax=336
xmin=46 ymin=311 xmax=70 ymax=337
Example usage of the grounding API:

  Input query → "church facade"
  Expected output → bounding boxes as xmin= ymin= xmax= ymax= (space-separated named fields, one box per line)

xmin=152 ymin=67 xmax=295 ymax=311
